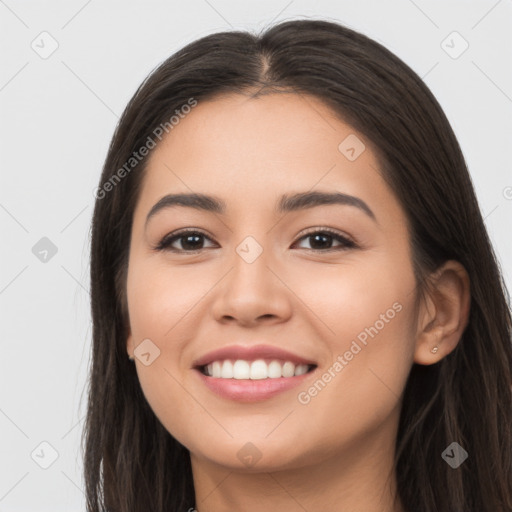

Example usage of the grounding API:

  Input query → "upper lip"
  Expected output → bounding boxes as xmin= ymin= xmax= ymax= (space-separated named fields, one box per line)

xmin=192 ymin=344 xmax=317 ymax=368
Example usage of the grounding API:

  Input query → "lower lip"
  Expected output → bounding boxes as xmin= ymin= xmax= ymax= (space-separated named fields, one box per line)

xmin=194 ymin=367 xmax=317 ymax=402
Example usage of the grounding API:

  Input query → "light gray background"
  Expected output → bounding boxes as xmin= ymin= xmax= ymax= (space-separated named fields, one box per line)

xmin=1 ymin=1 xmax=511 ymax=510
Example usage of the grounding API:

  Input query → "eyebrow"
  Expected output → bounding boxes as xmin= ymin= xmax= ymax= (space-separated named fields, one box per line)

xmin=145 ymin=190 xmax=376 ymax=227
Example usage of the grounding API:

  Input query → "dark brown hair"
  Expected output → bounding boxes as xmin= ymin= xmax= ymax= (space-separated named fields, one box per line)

xmin=84 ymin=18 xmax=512 ymax=511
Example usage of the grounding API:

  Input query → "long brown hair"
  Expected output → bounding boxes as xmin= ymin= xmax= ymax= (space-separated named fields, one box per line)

xmin=84 ymin=18 xmax=512 ymax=511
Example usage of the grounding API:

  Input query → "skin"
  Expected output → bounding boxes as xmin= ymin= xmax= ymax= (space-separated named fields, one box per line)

xmin=125 ymin=92 xmax=470 ymax=512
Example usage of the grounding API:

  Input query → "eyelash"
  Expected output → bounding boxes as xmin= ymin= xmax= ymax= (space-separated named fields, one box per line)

xmin=154 ymin=227 xmax=358 ymax=253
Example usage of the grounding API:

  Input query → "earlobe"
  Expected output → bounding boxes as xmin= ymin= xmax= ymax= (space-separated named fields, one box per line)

xmin=413 ymin=260 xmax=471 ymax=366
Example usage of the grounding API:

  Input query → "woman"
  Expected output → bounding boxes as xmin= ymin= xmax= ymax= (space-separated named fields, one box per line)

xmin=83 ymin=18 xmax=512 ymax=512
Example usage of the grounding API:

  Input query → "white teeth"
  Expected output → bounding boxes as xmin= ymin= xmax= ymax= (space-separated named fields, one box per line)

xmin=233 ymin=360 xmax=250 ymax=379
xmin=249 ymin=360 xmax=268 ymax=380
xmin=294 ymin=363 xmax=309 ymax=376
xmin=221 ymin=360 xmax=234 ymax=378
xmin=203 ymin=359 xmax=313 ymax=379
xmin=282 ymin=361 xmax=295 ymax=378
xmin=268 ymin=360 xmax=282 ymax=378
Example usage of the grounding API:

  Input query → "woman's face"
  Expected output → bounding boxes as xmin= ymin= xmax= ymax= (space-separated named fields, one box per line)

xmin=126 ymin=92 xmax=421 ymax=471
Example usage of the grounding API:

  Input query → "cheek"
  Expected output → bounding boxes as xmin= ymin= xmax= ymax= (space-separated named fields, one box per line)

xmin=292 ymin=314 xmax=415 ymax=464
xmin=290 ymin=249 xmax=414 ymax=349
xmin=126 ymin=258 xmax=205 ymax=341
xmin=294 ymin=266 xmax=417 ymax=443
xmin=125 ymin=258 xmax=211 ymax=440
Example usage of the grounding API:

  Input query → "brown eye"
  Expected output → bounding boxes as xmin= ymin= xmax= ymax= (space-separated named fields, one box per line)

xmin=156 ymin=230 xmax=216 ymax=252
xmin=293 ymin=229 xmax=356 ymax=251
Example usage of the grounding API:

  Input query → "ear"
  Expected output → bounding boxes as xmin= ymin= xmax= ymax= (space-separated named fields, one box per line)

xmin=414 ymin=260 xmax=471 ymax=365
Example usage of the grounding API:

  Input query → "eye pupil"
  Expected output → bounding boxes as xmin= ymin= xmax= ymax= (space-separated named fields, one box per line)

xmin=181 ymin=234 xmax=203 ymax=250
xmin=309 ymin=233 xmax=332 ymax=249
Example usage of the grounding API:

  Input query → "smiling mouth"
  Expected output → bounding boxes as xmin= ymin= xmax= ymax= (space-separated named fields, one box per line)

xmin=197 ymin=359 xmax=318 ymax=379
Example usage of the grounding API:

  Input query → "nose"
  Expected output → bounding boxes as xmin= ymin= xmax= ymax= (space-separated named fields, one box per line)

xmin=211 ymin=242 xmax=293 ymax=327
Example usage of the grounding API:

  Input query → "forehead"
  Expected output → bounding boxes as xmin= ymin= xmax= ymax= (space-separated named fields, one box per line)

xmin=153 ymin=92 xmax=366 ymax=167
xmin=136 ymin=92 xmax=398 ymax=222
